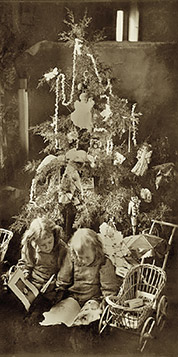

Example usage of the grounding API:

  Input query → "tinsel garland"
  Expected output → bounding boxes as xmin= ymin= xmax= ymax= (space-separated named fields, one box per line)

xmin=44 ymin=39 xmax=115 ymax=142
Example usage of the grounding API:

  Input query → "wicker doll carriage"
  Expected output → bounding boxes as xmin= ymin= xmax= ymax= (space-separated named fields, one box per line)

xmin=99 ymin=264 xmax=167 ymax=352
xmin=0 ymin=228 xmax=13 ymax=263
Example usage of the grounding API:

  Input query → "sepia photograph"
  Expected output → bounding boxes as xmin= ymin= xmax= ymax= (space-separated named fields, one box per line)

xmin=0 ymin=0 xmax=178 ymax=356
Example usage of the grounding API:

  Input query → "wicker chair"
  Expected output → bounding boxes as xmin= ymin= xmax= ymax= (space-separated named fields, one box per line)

xmin=0 ymin=228 xmax=13 ymax=263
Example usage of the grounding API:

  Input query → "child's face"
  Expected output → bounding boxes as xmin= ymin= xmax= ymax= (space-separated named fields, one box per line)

xmin=37 ymin=234 xmax=54 ymax=254
xmin=76 ymin=246 xmax=95 ymax=266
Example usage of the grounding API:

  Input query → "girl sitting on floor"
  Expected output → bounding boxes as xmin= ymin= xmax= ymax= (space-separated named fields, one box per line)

xmin=55 ymin=227 xmax=119 ymax=307
xmin=16 ymin=216 xmax=67 ymax=293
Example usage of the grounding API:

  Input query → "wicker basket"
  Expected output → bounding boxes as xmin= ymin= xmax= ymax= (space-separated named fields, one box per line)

xmin=105 ymin=264 xmax=167 ymax=330
xmin=0 ymin=229 xmax=13 ymax=262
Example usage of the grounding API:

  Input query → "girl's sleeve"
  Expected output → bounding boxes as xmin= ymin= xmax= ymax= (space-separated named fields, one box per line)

xmin=57 ymin=239 xmax=68 ymax=268
xmin=99 ymin=257 xmax=120 ymax=297
xmin=16 ymin=245 xmax=33 ymax=275
xmin=56 ymin=250 xmax=73 ymax=291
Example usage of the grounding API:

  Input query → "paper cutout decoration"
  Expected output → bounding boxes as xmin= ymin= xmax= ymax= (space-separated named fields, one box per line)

xmin=71 ymin=93 xmax=94 ymax=132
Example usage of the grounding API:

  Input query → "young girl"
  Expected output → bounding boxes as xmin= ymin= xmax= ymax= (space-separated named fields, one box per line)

xmin=55 ymin=228 xmax=119 ymax=307
xmin=16 ymin=216 xmax=67 ymax=292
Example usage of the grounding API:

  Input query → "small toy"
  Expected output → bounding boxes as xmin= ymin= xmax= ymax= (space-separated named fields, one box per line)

xmin=128 ymin=196 xmax=141 ymax=235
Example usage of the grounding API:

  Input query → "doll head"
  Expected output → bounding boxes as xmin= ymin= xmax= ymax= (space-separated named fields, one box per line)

xmin=80 ymin=92 xmax=88 ymax=103
xmin=22 ymin=216 xmax=57 ymax=254
xmin=70 ymin=228 xmax=103 ymax=266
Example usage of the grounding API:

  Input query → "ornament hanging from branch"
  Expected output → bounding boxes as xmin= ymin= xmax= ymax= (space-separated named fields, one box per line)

xmin=113 ymin=152 xmax=126 ymax=165
xmin=100 ymin=94 xmax=112 ymax=121
xmin=140 ymin=188 xmax=152 ymax=203
xmin=128 ymin=196 xmax=141 ymax=235
xmin=106 ymin=138 xmax=113 ymax=155
xmin=58 ymin=149 xmax=88 ymax=205
xmin=153 ymin=162 xmax=175 ymax=190
xmin=131 ymin=142 xmax=152 ymax=176
xmin=71 ymin=92 xmax=94 ymax=132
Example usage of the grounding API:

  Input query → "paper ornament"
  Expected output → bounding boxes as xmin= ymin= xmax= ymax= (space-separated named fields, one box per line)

xmin=71 ymin=93 xmax=94 ymax=132
xmin=113 ymin=152 xmax=126 ymax=165
xmin=131 ymin=143 xmax=152 ymax=176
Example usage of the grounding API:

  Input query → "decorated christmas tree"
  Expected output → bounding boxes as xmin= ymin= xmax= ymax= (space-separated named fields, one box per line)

xmin=11 ymin=9 xmax=178 ymax=241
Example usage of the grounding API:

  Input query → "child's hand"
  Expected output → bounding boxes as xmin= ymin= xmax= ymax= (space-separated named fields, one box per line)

xmin=23 ymin=271 xmax=30 ymax=279
xmin=100 ymin=297 xmax=107 ymax=310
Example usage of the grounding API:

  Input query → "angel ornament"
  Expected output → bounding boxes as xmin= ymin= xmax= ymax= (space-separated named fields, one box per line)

xmin=71 ymin=92 xmax=94 ymax=132
xmin=131 ymin=143 xmax=152 ymax=176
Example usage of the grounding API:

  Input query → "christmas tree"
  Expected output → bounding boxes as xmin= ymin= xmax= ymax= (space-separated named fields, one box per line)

xmin=11 ymin=9 xmax=178 ymax=241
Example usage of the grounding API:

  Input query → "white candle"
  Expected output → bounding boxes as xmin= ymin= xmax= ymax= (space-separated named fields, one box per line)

xmin=116 ymin=10 xmax=124 ymax=42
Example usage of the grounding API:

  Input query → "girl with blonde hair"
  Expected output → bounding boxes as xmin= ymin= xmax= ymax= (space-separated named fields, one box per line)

xmin=17 ymin=216 xmax=67 ymax=291
xmin=55 ymin=228 xmax=119 ymax=307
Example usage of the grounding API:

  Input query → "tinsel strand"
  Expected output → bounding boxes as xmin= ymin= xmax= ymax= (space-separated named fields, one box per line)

xmin=30 ymin=178 xmax=36 ymax=203
xmin=54 ymin=76 xmax=60 ymax=149
xmin=131 ymin=103 xmax=137 ymax=147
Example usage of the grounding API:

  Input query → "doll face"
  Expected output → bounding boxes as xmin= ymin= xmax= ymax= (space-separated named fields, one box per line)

xmin=37 ymin=234 xmax=54 ymax=253
xmin=76 ymin=246 xmax=95 ymax=266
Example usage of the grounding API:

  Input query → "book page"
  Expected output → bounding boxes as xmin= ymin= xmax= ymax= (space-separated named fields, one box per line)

xmin=8 ymin=268 xmax=39 ymax=310
xmin=73 ymin=300 xmax=102 ymax=326
xmin=40 ymin=297 xmax=81 ymax=327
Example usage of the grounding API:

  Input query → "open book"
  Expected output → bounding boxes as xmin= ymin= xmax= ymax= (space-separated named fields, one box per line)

xmin=40 ymin=297 xmax=102 ymax=327
xmin=8 ymin=268 xmax=55 ymax=311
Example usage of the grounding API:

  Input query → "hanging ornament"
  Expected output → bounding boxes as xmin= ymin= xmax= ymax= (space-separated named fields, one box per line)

xmin=106 ymin=138 xmax=113 ymax=155
xmin=71 ymin=93 xmax=94 ymax=132
xmin=100 ymin=94 xmax=112 ymax=121
xmin=113 ymin=152 xmax=126 ymax=165
xmin=83 ymin=70 xmax=89 ymax=87
xmin=100 ymin=103 xmax=112 ymax=121
xmin=67 ymin=129 xmax=78 ymax=144
xmin=153 ymin=162 xmax=175 ymax=190
xmin=140 ymin=188 xmax=152 ymax=203
xmin=131 ymin=143 xmax=152 ymax=176
xmin=58 ymin=149 xmax=87 ymax=205
xmin=75 ymin=39 xmax=83 ymax=55
xmin=128 ymin=196 xmax=141 ymax=235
